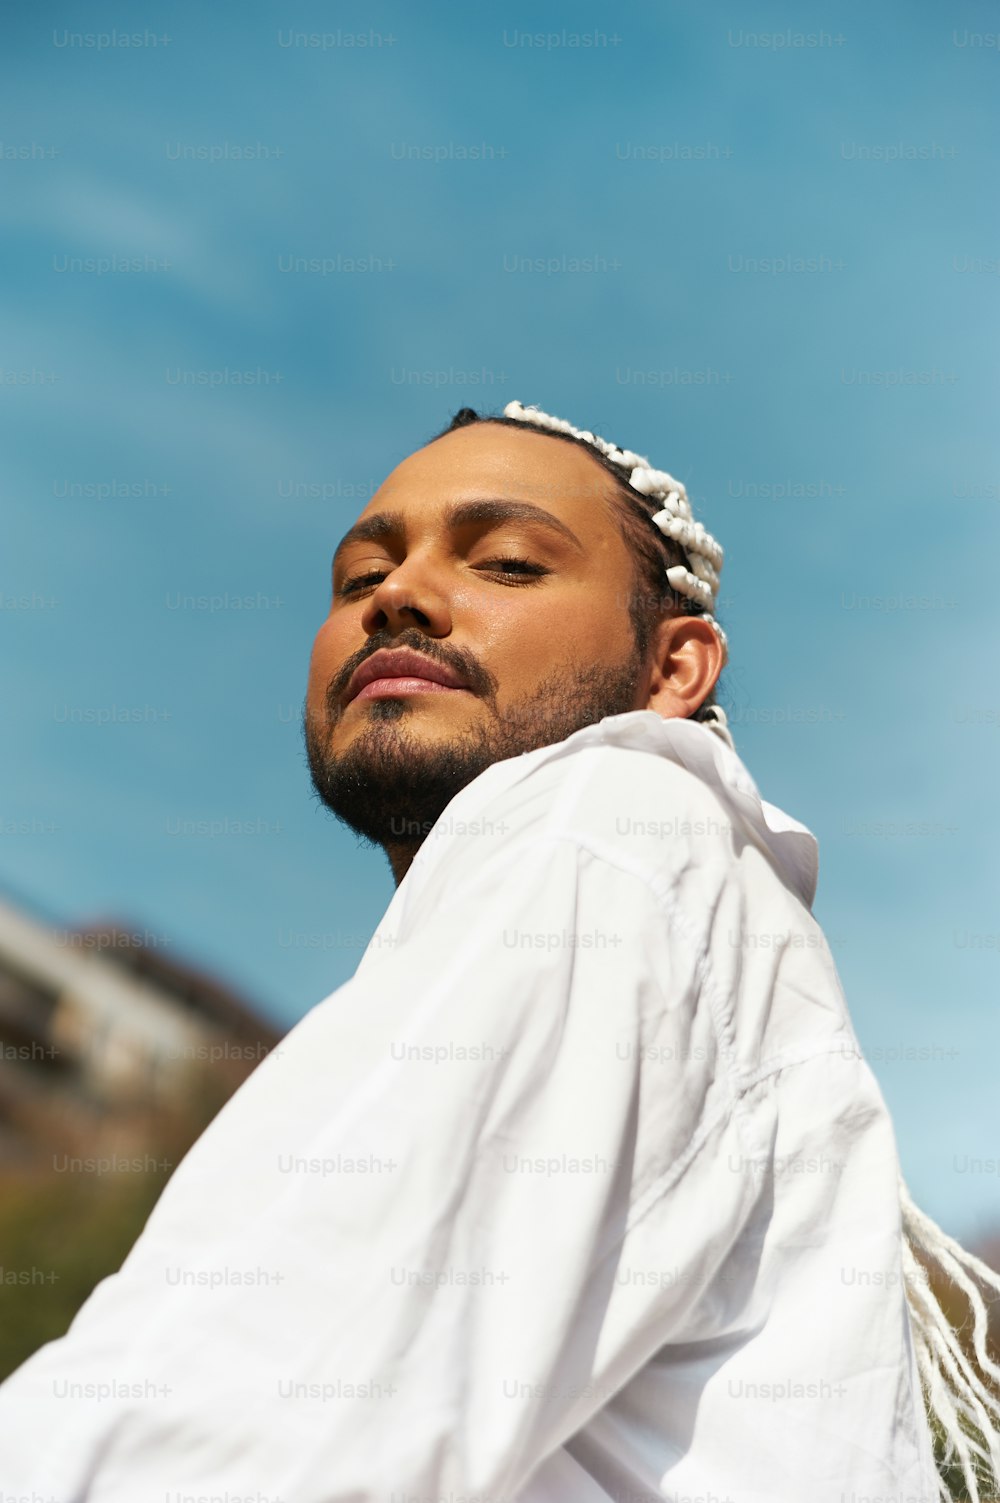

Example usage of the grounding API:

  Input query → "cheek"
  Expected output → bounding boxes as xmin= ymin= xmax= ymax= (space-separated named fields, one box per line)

xmin=486 ymin=593 xmax=625 ymax=693
xmin=306 ymin=617 xmax=343 ymax=710
xmin=527 ymin=591 xmax=622 ymax=656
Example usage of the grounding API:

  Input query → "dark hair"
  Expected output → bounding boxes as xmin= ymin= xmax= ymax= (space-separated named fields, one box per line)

xmin=427 ymin=406 xmax=724 ymax=724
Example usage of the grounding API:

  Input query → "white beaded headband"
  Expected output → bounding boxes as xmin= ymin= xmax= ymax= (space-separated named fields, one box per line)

xmin=502 ymin=399 xmax=728 ymax=663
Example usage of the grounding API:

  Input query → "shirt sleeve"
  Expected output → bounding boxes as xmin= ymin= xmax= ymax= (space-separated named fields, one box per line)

xmin=0 ymin=827 xmax=760 ymax=1503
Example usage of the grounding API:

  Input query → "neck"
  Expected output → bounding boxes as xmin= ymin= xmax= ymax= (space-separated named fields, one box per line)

xmin=385 ymin=840 xmax=420 ymax=887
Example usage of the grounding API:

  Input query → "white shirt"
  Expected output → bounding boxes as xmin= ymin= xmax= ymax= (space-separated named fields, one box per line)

xmin=0 ymin=710 xmax=941 ymax=1503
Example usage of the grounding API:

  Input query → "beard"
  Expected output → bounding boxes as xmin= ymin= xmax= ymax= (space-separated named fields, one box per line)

xmin=302 ymin=629 xmax=646 ymax=864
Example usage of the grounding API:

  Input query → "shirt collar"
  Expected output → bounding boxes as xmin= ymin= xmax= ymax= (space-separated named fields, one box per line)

xmin=403 ymin=710 xmax=819 ymax=912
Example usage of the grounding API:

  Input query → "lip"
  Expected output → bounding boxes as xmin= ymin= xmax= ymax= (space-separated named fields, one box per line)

xmin=353 ymin=677 xmax=470 ymax=702
xmin=344 ymin=648 xmax=471 ymax=705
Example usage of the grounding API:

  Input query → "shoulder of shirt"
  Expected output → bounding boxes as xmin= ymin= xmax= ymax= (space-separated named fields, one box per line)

xmin=406 ymin=712 xmax=752 ymax=899
xmin=403 ymin=711 xmax=819 ymax=913
xmin=506 ymin=734 xmax=736 ymax=875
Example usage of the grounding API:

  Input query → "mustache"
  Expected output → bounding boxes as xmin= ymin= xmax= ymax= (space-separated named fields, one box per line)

xmin=325 ymin=629 xmax=498 ymax=717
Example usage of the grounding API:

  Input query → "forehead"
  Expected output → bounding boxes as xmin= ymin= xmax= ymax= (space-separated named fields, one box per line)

xmin=367 ymin=422 xmax=617 ymax=523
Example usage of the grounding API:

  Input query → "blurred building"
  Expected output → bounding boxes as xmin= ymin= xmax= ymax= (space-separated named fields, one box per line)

xmin=0 ymin=891 xmax=285 ymax=1172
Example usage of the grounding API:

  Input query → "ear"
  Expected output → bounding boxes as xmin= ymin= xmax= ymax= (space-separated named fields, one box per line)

xmin=642 ymin=614 xmax=725 ymax=718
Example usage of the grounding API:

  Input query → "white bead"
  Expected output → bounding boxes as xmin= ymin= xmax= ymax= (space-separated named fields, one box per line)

xmin=629 ymin=467 xmax=659 ymax=496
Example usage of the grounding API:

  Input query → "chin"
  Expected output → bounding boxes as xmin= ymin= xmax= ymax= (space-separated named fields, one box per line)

xmin=345 ymin=692 xmax=476 ymax=724
xmin=305 ymin=696 xmax=497 ymax=854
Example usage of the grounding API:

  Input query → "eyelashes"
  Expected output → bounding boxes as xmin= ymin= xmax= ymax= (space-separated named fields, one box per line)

xmin=338 ymin=557 xmax=550 ymax=598
xmin=339 ymin=569 xmax=390 ymax=597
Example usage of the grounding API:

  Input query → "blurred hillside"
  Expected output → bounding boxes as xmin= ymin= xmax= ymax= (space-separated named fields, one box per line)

xmin=0 ymin=889 xmax=284 ymax=1378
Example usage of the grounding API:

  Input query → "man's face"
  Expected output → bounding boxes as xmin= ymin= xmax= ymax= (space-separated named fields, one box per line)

xmin=303 ymin=422 xmax=654 ymax=874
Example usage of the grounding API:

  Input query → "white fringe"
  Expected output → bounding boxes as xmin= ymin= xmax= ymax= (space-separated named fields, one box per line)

xmin=900 ymin=1171 xmax=1000 ymax=1502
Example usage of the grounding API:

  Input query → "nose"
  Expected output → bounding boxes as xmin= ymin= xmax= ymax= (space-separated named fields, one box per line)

xmin=359 ymin=553 xmax=454 ymax=639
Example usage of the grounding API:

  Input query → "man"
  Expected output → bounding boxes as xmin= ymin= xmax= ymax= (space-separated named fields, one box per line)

xmin=0 ymin=401 xmax=994 ymax=1502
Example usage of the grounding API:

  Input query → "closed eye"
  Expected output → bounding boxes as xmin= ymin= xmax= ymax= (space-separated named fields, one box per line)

xmin=338 ymin=557 xmax=550 ymax=597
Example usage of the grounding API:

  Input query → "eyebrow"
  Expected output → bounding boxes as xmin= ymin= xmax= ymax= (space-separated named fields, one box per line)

xmin=331 ymin=497 xmax=586 ymax=574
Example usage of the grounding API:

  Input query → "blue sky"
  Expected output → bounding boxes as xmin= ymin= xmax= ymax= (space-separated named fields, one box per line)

xmin=2 ymin=0 xmax=998 ymax=1246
